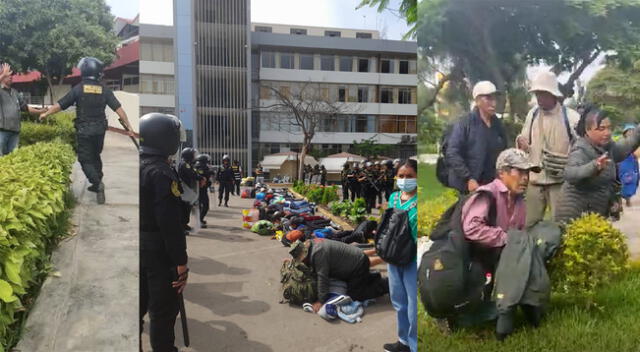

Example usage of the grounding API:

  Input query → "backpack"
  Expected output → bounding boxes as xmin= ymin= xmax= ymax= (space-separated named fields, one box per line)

xmin=280 ymin=259 xmax=317 ymax=306
xmin=352 ymin=220 xmax=378 ymax=242
xmin=251 ymin=220 xmax=275 ymax=236
xmin=418 ymin=190 xmax=496 ymax=319
xmin=374 ymin=194 xmax=417 ymax=266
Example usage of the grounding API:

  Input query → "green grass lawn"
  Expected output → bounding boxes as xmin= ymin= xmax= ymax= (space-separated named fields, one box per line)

xmin=419 ymin=163 xmax=446 ymax=201
xmin=419 ymin=265 xmax=640 ymax=352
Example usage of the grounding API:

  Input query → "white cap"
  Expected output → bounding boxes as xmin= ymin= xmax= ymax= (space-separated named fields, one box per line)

xmin=472 ymin=81 xmax=498 ymax=99
xmin=529 ymin=71 xmax=563 ymax=97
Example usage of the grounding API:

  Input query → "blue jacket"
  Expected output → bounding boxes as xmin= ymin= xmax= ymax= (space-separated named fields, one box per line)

xmin=446 ymin=109 xmax=507 ymax=193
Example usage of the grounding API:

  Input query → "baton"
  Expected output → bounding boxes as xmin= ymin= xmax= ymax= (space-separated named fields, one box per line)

xmin=117 ymin=118 xmax=140 ymax=150
xmin=178 ymin=293 xmax=190 ymax=347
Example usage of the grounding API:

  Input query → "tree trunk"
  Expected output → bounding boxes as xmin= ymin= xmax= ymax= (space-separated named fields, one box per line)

xmin=298 ymin=138 xmax=310 ymax=181
xmin=44 ymin=69 xmax=54 ymax=106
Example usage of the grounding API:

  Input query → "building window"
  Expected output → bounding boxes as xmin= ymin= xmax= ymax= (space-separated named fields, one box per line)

xmin=279 ymin=86 xmax=290 ymax=98
xmin=409 ymin=60 xmax=417 ymax=74
xmin=262 ymin=52 xmax=275 ymax=68
xmin=325 ymin=30 xmax=341 ymax=37
xmin=381 ymin=59 xmax=394 ymax=73
xmin=399 ymin=88 xmax=411 ymax=104
xmin=338 ymin=87 xmax=346 ymax=102
xmin=300 ymin=54 xmax=314 ymax=70
xmin=356 ymin=32 xmax=372 ymax=39
xmin=280 ymin=53 xmax=294 ymax=69
xmin=123 ymin=77 xmax=139 ymax=86
xmin=290 ymin=28 xmax=307 ymax=35
xmin=260 ymin=86 xmax=271 ymax=99
xmin=141 ymin=39 xmax=174 ymax=62
xmin=357 ymin=87 xmax=368 ymax=103
xmin=140 ymin=74 xmax=175 ymax=95
xmin=321 ymin=55 xmax=335 ymax=71
xmin=380 ymin=88 xmax=393 ymax=103
xmin=358 ymin=58 xmax=369 ymax=73
xmin=378 ymin=116 xmax=417 ymax=133
xmin=339 ymin=56 xmax=352 ymax=72
xmin=321 ymin=88 xmax=329 ymax=100
xmin=355 ymin=115 xmax=376 ymax=132
xmin=255 ymin=26 xmax=272 ymax=33
xmin=399 ymin=60 xmax=409 ymax=74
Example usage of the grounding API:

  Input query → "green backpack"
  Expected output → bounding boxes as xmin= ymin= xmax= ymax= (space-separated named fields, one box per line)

xmin=280 ymin=259 xmax=317 ymax=306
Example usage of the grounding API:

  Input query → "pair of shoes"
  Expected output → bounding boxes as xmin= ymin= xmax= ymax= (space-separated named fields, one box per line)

xmin=184 ymin=225 xmax=192 ymax=231
xmin=96 ymin=182 xmax=105 ymax=205
xmin=201 ymin=220 xmax=207 ymax=225
xmin=201 ymin=223 xmax=207 ymax=229
xmin=224 ymin=202 xmax=229 ymax=207
xmin=383 ymin=341 xmax=410 ymax=352
xmin=87 ymin=183 xmax=99 ymax=192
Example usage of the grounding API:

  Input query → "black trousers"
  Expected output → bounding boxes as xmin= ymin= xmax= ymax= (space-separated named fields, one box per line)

xmin=180 ymin=202 xmax=192 ymax=227
xmin=341 ymin=182 xmax=349 ymax=201
xmin=76 ymin=133 xmax=105 ymax=185
xmin=346 ymin=255 xmax=389 ymax=301
xmin=199 ymin=187 xmax=209 ymax=220
xmin=385 ymin=184 xmax=394 ymax=202
xmin=234 ymin=179 xmax=241 ymax=195
xmin=349 ymin=183 xmax=360 ymax=201
xmin=140 ymin=251 xmax=179 ymax=352
xmin=218 ymin=182 xmax=232 ymax=203
xmin=364 ymin=187 xmax=377 ymax=213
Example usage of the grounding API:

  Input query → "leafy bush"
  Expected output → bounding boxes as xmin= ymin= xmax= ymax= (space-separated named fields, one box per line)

xmin=329 ymin=198 xmax=368 ymax=224
xmin=418 ymin=189 xmax=457 ymax=237
xmin=0 ymin=141 xmax=75 ymax=349
xmin=549 ymin=213 xmax=630 ymax=302
xmin=20 ymin=112 xmax=76 ymax=148
xmin=293 ymin=182 xmax=339 ymax=206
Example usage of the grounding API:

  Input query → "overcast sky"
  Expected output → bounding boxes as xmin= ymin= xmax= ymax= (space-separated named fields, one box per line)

xmin=127 ymin=0 xmax=413 ymax=41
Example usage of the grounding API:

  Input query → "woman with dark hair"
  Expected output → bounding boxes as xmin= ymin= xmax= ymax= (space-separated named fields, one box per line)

xmin=383 ymin=159 xmax=418 ymax=352
xmin=555 ymin=106 xmax=640 ymax=224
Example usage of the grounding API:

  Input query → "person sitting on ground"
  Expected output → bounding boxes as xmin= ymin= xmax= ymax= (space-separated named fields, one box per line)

xmin=289 ymin=239 xmax=389 ymax=314
xmin=437 ymin=149 xmax=539 ymax=332
xmin=446 ymin=81 xmax=507 ymax=195
xmin=555 ymin=106 xmax=640 ymax=224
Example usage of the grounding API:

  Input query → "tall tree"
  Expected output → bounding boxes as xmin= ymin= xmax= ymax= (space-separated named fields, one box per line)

xmin=0 ymin=0 xmax=118 ymax=102
xmin=357 ymin=0 xmax=418 ymax=39
xmin=586 ymin=61 xmax=640 ymax=126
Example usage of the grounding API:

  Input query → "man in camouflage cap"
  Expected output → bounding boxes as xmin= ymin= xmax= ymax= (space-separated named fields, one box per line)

xmin=289 ymin=239 xmax=311 ymax=261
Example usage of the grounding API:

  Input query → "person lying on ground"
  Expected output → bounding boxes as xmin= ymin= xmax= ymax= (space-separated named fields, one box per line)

xmin=289 ymin=238 xmax=389 ymax=314
xmin=555 ymin=106 xmax=640 ymax=224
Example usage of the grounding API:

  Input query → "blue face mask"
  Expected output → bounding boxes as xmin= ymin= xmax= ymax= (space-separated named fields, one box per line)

xmin=396 ymin=178 xmax=417 ymax=192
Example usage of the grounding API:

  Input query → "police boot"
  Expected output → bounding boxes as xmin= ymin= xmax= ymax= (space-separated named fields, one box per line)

xmin=96 ymin=182 xmax=105 ymax=205
xmin=496 ymin=309 xmax=515 ymax=341
xmin=521 ymin=304 xmax=542 ymax=328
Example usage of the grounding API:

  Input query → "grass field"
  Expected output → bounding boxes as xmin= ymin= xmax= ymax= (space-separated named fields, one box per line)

xmin=418 ymin=265 xmax=640 ymax=352
xmin=419 ymin=163 xmax=446 ymax=201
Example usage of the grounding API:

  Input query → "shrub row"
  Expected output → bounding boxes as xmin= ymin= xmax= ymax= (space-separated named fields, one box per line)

xmin=0 ymin=141 xmax=75 ymax=350
xmin=19 ymin=112 xmax=75 ymax=148
xmin=292 ymin=180 xmax=340 ymax=205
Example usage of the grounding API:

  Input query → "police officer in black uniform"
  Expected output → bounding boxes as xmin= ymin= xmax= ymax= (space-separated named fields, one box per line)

xmin=348 ymin=163 xmax=362 ymax=201
xmin=359 ymin=162 xmax=378 ymax=213
xmin=383 ymin=159 xmax=395 ymax=202
xmin=340 ymin=163 xmax=350 ymax=201
xmin=231 ymin=159 xmax=242 ymax=196
xmin=217 ymin=155 xmax=235 ymax=207
xmin=194 ymin=153 xmax=213 ymax=227
xmin=178 ymin=147 xmax=200 ymax=232
xmin=40 ymin=57 xmax=135 ymax=204
xmin=139 ymin=113 xmax=188 ymax=352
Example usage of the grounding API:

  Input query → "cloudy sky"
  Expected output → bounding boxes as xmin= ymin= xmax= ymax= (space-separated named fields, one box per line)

xmin=106 ymin=0 xmax=413 ymax=41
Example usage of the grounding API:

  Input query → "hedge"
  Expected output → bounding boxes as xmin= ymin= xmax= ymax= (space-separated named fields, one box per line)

xmin=19 ymin=112 xmax=75 ymax=147
xmin=0 ymin=141 xmax=75 ymax=350
xmin=292 ymin=181 xmax=339 ymax=205
xmin=417 ymin=188 xmax=457 ymax=237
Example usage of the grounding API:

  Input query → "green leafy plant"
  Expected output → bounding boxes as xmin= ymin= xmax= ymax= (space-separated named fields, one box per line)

xmin=20 ymin=112 xmax=76 ymax=148
xmin=549 ymin=213 xmax=630 ymax=303
xmin=0 ymin=141 xmax=75 ymax=350
xmin=418 ymin=189 xmax=457 ymax=237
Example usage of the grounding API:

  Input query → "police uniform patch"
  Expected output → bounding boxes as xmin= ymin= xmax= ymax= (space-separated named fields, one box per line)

xmin=171 ymin=180 xmax=181 ymax=197
xmin=83 ymin=85 xmax=103 ymax=94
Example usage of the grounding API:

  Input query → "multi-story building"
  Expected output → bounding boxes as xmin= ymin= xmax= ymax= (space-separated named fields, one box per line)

xmin=150 ymin=0 xmax=417 ymax=171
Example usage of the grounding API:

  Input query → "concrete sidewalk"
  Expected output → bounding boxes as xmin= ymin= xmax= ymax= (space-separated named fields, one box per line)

xmin=614 ymin=194 xmax=640 ymax=260
xmin=16 ymin=132 xmax=139 ymax=352
xmin=143 ymin=192 xmax=397 ymax=352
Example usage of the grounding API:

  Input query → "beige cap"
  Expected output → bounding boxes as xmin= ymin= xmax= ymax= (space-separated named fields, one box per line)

xmin=472 ymin=81 xmax=498 ymax=99
xmin=496 ymin=148 xmax=542 ymax=173
xmin=529 ymin=71 xmax=563 ymax=97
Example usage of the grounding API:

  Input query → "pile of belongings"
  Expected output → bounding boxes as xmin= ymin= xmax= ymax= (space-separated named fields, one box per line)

xmin=302 ymin=283 xmax=377 ymax=324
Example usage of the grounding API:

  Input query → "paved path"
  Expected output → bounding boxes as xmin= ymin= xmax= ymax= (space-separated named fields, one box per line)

xmin=16 ymin=132 xmax=139 ymax=352
xmin=614 ymin=194 xmax=640 ymax=260
xmin=143 ymin=192 xmax=396 ymax=352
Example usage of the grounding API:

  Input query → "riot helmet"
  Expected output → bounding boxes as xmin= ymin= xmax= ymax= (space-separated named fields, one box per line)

xmin=78 ymin=57 xmax=104 ymax=81
xmin=139 ymin=113 xmax=181 ymax=157
xmin=181 ymin=147 xmax=196 ymax=162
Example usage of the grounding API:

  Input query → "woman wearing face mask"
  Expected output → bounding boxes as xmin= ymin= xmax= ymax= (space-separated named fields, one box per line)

xmin=383 ymin=159 xmax=418 ymax=352
xmin=555 ymin=106 xmax=640 ymax=224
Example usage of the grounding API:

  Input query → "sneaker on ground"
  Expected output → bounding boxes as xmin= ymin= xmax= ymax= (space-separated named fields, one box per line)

xmin=383 ymin=341 xmax=410 ymax=352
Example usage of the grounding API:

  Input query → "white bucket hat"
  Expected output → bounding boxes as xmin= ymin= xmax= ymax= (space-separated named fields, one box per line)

xmin=529 ymin=71 xmax=563 ymax=97
xmin=472 ymin=81 xmax=498 ymax=99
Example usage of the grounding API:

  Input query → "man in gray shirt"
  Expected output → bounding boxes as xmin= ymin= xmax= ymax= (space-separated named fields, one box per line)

xmin=0 ymin=63 xmax=46 ymax=156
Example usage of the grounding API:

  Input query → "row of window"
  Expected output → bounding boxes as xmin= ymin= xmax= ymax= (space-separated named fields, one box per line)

xmin=261 ymin=52 xmax=416 ymax=74
xmin=140 ymin=75 xmax=176 ymax=95
xmin=260 ymin=114 xmax=417 ymax=134
xmin=140 ymin=40 xmax=174 ymax=62
xmin=255 ymin=26 xmax=373 ymax=39
xmin=260 ymin=84 xmax=415 ymax=104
